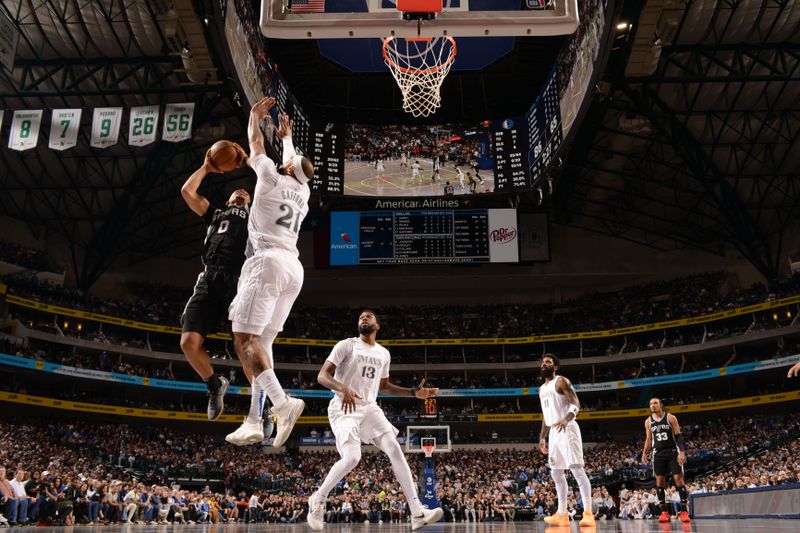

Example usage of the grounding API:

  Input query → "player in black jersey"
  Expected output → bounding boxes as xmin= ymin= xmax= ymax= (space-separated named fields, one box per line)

xmin=179 ymin=147 xmax=259 ymax=421
xmin=641 ymin=398 xmax=691 ymax=523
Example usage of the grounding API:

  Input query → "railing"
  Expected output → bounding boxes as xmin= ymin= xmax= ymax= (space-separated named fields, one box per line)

xmin=3 ymin=351 xmax=798 ymax=398
xmin=7 ymin=291 xmax=800 ymax=346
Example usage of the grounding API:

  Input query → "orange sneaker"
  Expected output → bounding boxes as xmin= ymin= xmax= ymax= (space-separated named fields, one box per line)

xmin=679 ymin=511 xmax=691 ymax=523
xmin=543 ymin=513 xmax=570 ymax=527
xmin=579 ymin=511 xmax=596 ymax=527
xmin=658 ymin=511 xmax=671 ymax=523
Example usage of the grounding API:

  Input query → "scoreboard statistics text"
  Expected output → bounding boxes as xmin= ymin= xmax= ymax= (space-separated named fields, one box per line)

xmin=330 ymin=209 xmax=519 ymax=265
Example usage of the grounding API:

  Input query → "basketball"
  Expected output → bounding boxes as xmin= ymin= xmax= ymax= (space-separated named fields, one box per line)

xmin=207 ymin=140 xmax=245 ymax=172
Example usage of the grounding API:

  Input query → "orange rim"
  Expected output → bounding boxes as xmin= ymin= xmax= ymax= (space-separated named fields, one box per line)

xmin=383 ymin=36 xmax=457 ymax=76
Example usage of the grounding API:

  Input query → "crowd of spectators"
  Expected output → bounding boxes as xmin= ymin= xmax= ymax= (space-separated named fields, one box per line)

xmin=0 ymin=241 xmax=53 ymax=273
xmin=1 ymin=412 xmax=797 ymax=526
xmin=7 ymin=272 xmax=800 ymax=342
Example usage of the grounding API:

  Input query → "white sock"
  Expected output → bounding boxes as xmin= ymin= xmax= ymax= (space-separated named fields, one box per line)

xmin=374 ymin=432 xmax=423 ymax=516
xmin=570 ymin=466 xmax=593 ymax=514
xmin=552 ymin=468 xmax=568 ymax=515
xmin=255 ymin=369 xmax=288 ymax=409
xmin=245 ymin=380 xmax=265 ymax=424
xmin=316 ymin=439 xmax=361 ymax=499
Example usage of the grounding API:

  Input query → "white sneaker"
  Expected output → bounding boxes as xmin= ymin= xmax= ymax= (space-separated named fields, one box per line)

xmin=307 ymin=492 xmax=325 ymax=531
xmin=225 ymin=418 xmax=264 ymax=445
xmin=411 ymin=508 xmax=443 ymax=530
xmin=271 ymin=397 xmax=305 ymax=447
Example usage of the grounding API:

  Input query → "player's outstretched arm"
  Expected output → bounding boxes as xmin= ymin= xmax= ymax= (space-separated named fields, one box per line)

xmin=379 ymin=377 xmax=438 ymax=399
xmin=274 ymin=113 xmax=296 ymax=164
xmin=247 ymin=96 xmax=275 ymax=163
xmin=788 ymin=361 xmax=800 ymax=378
xmin=180 ymin=152 xmax=215 ymax=216
xmin=317 ymin=360 xmax=361 ymax=414
xmin=642 ymin=419 xmax=652 ymax=464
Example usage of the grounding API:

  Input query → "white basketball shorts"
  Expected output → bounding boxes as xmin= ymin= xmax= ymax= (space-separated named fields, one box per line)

xmin=228 ymin=248 xmax=304 ymax=336
xmin=548 ymin=421 xmax=585 ymax=469
xmin=328 ymin=398 xmax=398 ymax=454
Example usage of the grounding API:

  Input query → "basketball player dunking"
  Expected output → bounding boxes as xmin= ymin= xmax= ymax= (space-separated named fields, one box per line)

xmin=538 ymin=354 xmax=595 ymax=527
xmin=307 ymin=310 xmax=443 ymax=531
xmin=642 ymin=398 xmax=691 ymax=523
xmin=225 ymin=97 xmax=312 ymax=448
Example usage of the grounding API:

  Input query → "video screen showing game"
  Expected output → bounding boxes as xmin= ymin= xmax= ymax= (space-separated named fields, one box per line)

xmin=343 ymin=123 xmax=498 ymax=197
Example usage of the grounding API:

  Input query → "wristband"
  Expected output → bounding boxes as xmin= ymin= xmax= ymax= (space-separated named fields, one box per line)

xmin=410 ymin=386 xmax=419 ymax=397
xmin=568 ymin=404 xmax=580 ymax=417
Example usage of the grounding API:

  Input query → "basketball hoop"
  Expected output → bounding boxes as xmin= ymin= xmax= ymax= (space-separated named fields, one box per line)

xmin=383 ymin=35 xmax=457 ymax=118
xmin=422 ymin=443 xmax=435 ymax=458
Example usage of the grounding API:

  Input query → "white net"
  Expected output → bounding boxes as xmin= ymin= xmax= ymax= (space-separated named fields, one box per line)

xmin=383 ymin=36 xmax=457 ymax=118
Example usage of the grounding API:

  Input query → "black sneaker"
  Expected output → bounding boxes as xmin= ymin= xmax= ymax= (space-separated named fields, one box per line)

xmin=207 ymin=375 xmax=229 ymax=420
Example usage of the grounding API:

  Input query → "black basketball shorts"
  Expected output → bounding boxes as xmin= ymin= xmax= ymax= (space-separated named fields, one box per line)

xmin=652 ymin=453 xmax=683 ymax=477
xmin=180 ymin=267 xmax=238 ymax=337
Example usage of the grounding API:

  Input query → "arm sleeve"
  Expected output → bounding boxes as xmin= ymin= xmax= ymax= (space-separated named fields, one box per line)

xmin=325 ymin=340 xmax=352 ymax=366
xmin=250 ymin=154 xmax=280 ymax=190
xmin=281 ymin=136 xmax=297 ymax=164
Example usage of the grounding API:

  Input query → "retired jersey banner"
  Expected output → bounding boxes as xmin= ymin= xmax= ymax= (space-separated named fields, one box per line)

xmin=90 ymin=107 xmax=122 ymax=148
xmin=48 ymin=109 xmax=82 ymax=151
xmin=8 ymin=110 xmax=42 ymax=151
xmin=128 ymin=105 xmax=159 ymax=146
xmin=162 ymin=103 xmax=194 ymax=142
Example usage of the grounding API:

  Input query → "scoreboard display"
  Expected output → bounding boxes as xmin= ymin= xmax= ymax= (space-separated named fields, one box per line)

xmin=330 ymin=209 xmax=519 ymax=265
xmin=527 ymin=67 xmax=563 ymax=185
xmin=308 ymin=122 xmax=344 ymax=195
xmin=491 ymin=117 xmax=530 ymax=191
xmin=271 ymin=76 xmax=311 ymax=157
xmin=419 ymin=398 xmax=438 ymax=420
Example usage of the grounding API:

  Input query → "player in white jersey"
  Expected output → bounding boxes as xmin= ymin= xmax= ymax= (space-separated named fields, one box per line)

xmin=456 ymin=166 xmax=465 ymax=192
xmin=400 ymin=152 xmax=408 ymax=168
xmin=306 ymin=310 xmax=443 ymax=531
xmin=225 ymin=97 xmax=309 ymax=448
xmin=538 ymin=354 xmax=595 ymax=527
xmin=411 ymin=161 xmax=421 ymax=181
xmin=376 ymin=159 xmax=385 ymax=173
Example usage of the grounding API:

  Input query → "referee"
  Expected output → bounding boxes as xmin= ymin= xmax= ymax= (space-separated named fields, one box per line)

xmin=641 ymin=398 xmax=691 ymax=523
xmin=179 ymin=145 xmax=268 ymax=425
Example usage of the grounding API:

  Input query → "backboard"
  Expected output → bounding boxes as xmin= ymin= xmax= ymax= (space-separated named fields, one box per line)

xmin=406 ymin=425 xmax=451 ymax=453
xmin=261 ymin=0 xmax=580 ymax=39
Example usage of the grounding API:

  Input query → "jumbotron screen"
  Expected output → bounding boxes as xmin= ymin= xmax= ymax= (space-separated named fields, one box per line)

xmin=329 ymin=209 xmax=520 ymax=265
xmin=342 ymin=122 xmax=530 ymax=197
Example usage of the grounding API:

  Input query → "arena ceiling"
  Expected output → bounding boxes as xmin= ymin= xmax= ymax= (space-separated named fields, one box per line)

xmin=0 ymin=0 xmax=797 ymax=288
xmin=0 ymin=0 xmax=250 ymax=288
xmin=553 ymin=0 xmax=800 ymax=281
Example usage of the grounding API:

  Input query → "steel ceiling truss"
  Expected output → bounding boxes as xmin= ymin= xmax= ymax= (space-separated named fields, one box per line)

xmin=0 ymin=1 xmax=248 ymax=288
xmin=557 ymin=0 xmax=799 ymax=280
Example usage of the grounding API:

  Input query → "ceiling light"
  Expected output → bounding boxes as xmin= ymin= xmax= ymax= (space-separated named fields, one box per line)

xmin=616 ymin=22 xmax=628 ymax=30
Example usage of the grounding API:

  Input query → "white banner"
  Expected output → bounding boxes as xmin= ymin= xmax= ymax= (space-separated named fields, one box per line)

xmin=128 ymin=105 xmax=160 ymax=146
xmin=8 ymin=110 xmax=42 ymax=151
xmin=90 ymin=107 xmax=122 ymax=148
xmin=162 ymin=103 xmax=195 ymax=142
xmin=487 ymin=209 xmax=520 ymax=263
xmin=48 ymin=108 xmax=82 ymax=151
xmin=0 ymin=10 xmax=19 ymax=72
